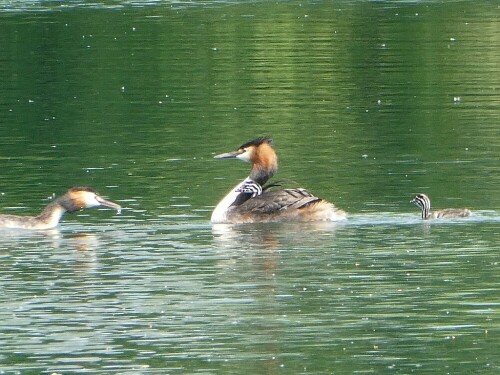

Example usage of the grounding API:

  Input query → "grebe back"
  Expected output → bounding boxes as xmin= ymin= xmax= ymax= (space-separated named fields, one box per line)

xmin=0 ymin=187 xmax=121 ymax=230
xmin=211 ymin=137 xmax=347 ymax=224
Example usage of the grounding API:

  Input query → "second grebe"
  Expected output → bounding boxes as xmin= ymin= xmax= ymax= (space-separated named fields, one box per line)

xmin=0 ymin=187 xmax=121 ymax=230
xmin=211 ymin=137 xmax=347 ymax=224
xmin=411 ymin=193 xmax=471 ymax=220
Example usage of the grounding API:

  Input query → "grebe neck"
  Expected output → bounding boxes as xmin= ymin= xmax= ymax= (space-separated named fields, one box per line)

xmin=249 ymin=141 xmax=277 ymax=185
xmin=250 ymin=166 xmax=274 ymax=186
xmin=35 ymin=201 xmax=69 ymax=228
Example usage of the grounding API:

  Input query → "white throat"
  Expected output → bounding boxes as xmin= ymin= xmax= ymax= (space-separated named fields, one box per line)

xmin=211 ymin=177 xmax=252 ymax=224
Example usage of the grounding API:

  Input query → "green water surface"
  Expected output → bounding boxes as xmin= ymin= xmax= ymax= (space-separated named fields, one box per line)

xmin=0 ymin=1 xmax=498 ymax=374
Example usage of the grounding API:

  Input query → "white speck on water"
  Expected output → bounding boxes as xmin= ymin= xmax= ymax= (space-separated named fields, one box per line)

xmin=132 ymin=27 xmax=136 ymax=31
xmin=28 ymin=99 xmax=34 ymax=103
xmin=450 ymin=37 xmax=456 ymax=41
xmin=377 ymin=99 xmax=382 ymax=105
xmin=362 ymin=154 xmax=368 ymax=159
xmin=121 ymin=86 xmax=126 ymax=92
xmin=85 ymin=167 xmax=104 ymax=172
xmin=454 ymin=96 xmax=461 ymax=103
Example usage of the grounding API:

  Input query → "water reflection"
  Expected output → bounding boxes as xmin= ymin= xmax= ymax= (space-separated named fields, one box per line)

xmin=212 ymin=221 xmax=344 ymax=257
xmin=0 ymin=227 xmax=62 ymax=246
xmin=214 ymin=223 xmax=289 ymax=250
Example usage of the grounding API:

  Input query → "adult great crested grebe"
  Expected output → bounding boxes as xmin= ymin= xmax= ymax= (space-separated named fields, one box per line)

xmin=0 ymin=187 xmax=121 ymax=230
xmin=411 ymin=193 xmax=471 ymax=219
xmin=211 ymin=137 xmax=347 ymax=224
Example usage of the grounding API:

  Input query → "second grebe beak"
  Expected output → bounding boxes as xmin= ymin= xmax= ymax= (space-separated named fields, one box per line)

xmin=96 ymin=195 xmax=122 ymax=213
xmin=214 ymin=150 xmax=242 ymax=159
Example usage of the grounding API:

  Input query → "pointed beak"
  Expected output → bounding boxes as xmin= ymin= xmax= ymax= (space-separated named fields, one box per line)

xmin=96 ymin=196 xmax=122 ymax=214
xmin=410 ymin=198 xmax=417 ymax=204
xmin=214 ymin=150 xmax=240 ymax=159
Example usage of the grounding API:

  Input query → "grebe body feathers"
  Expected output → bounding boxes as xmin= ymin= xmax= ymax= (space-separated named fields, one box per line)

xmin=211 ymin=137 xmax=347 ymax=224
xmin=0 ymin=187 xmax=121 ymax=230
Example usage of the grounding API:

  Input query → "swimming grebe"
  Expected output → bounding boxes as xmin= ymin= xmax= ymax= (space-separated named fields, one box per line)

xmin=411 ymin=193 xmax=471 ymax=220
xmin=0 ymin=187 xmax=121 ymax=230
xmin=211 ymin=137 xmax=347 ymax=224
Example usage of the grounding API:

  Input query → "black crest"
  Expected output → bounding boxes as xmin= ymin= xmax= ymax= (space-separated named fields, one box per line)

xmin=239 ymin=137 xmax=273 ymax=150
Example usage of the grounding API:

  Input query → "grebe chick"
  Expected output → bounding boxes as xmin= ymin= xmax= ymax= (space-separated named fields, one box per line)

xmin=211 ymin=137 xmax=347 ymax=224
xmin=411 ymin=193 xmax=471 ymax=220
xmin=0 ymin=187 xmax=121 ymax=230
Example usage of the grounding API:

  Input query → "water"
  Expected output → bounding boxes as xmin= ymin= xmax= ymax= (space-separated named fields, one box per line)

xmin=0 ymin=1 xmax=499 ymax=374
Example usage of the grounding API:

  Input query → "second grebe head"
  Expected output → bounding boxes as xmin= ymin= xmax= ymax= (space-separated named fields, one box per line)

xmin=59 ymin=187 xmax=122 ymax=213
xmin=214 ymin=137 xmax=278 ymax=185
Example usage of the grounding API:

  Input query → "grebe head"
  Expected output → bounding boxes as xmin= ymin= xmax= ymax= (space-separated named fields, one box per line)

xmin=214 ymin=137 xmax=278 ymax=185
xmin=411 ymin=193 xmax=430 ymax=208
xmin=411 ymin=193 xmax=431 ymax=218
xmin=59 ymin=187 xmax=122 ymax=213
